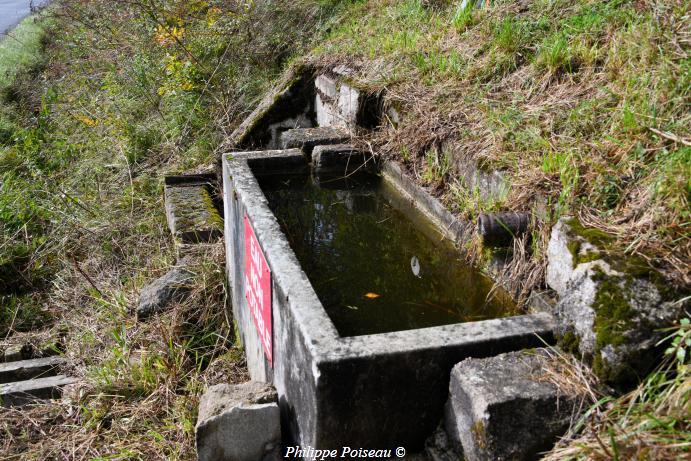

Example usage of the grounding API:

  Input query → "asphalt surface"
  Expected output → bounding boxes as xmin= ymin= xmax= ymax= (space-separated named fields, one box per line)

xmin=0 ymin=0 xmax=49 ymax=36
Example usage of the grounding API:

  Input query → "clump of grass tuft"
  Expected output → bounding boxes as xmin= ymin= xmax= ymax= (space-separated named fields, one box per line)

xmin=421 ymin=148 xmax=452 ymax=185
xmin=493 ymin=17 xmax=524 ymax=54
xmin=536 ymin=35 xmax=574 ymax=75
xmin=452 ymin=0 xmax=477 ymax=31
xmin=545 ymin=315 xmax=691 ymax=461
xmin=450 ymin=179 xmax=509 ymax=221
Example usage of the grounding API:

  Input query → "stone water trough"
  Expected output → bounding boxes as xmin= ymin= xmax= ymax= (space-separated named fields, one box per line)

xmin=222 ymin=147 xmax=554 ymax=451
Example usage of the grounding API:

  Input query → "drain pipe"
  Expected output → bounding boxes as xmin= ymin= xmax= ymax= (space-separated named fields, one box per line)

xmin=478 ymin=212 xmax=531 ymax=247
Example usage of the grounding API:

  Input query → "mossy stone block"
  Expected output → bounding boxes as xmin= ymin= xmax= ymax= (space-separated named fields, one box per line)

xmin=164 ymin=184 xmax=223 ymax=244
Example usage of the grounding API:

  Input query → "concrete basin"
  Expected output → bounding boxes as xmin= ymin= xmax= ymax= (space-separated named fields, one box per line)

xmin=222 ymin=149 xmax=554 ymax=451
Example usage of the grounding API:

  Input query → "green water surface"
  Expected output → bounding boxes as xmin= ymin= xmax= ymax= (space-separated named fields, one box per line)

xmin=260 ymin=173 xmax=516 ymax=337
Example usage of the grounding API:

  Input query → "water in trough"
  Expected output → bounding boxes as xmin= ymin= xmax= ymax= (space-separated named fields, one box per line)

xmin=260 ymin=173 xmax=516 ymax=337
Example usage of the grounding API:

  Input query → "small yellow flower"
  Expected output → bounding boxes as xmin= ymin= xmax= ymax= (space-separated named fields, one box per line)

xmin=75 ymin=114 xmax=98 ymax=127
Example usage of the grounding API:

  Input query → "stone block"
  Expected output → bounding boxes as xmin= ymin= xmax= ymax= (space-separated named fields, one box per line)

xmin=546 ymin=217 xmax=607 ymax=297
xmin=337 ymin=83 xmax=360 ymax=125
xmin=311 ymin=144 xmax=376 ymax=175
xmin=315 ymin=74 xmax=338 ymax=100
xmin=279 ymin=127 xmax=350 ymax=154
xmin=547 ymin=217 xmax=684 ymax=387
xmin=555 ymin=260 xmax=681 ymax=387
xmin=2 ymin=344 xmax=33 ymax=362
xmin=444 ymin=349 xmax=586 ymax=461
xmin=164 ymin=183 xmax=223 ymax=244
xmin=0 ymin=375 xmax=78 ymax=407
xmin=0 ymin=356 xmax=65 ymax=384
xmin=137 ymin=265 xmax=194 ymax=319
xmin=424 ymin=424 xmax=462 ymax=461
xmin=316 ymin=92 xmax=337 ymax=128
xmin=196 ymin=381 xmax=281 ymax=461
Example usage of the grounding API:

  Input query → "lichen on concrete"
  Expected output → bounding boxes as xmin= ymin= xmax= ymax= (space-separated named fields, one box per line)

xmin=549 ymin=217 xmax=685 ymax=388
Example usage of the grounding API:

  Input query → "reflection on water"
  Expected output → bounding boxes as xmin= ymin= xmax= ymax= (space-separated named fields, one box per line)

xmin=260 ymin=173 xmax=516 ymax=337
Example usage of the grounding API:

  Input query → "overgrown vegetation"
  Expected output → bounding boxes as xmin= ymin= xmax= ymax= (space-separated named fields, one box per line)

xmin=0 ymin=12 xmax=55 ymax=334
xmin=0 ymin=0 xmax=347 ymax=457
xmin=313 ymin=0 xmax=689 ymax=456
xmin=546 ymin=315 xmax=691 ymax=460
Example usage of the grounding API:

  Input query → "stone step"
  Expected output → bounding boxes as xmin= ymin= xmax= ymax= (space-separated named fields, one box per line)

xmin=279 ymin=127 xmax=351 ymax=154
xmin=0 ymin=356 xmax=66 ymax=384
xmin=311 ymin=144 xmax=376 ymax=176
xmin=164 ymin=181 xmax=224 ymax=244
xmin=2 ymin=344 xmax=34 ymax=363
xmin=0 ymin=375 xmax=78 ymax=407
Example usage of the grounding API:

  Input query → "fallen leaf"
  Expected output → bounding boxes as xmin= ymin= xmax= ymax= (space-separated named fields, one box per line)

xmin=364 ymin=292 xmax=380 ymax=299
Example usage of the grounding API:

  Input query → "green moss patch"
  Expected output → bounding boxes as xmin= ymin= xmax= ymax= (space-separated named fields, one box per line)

xmin=592 ymin=270 xmax=635 ymax=351
xmin=558 ymin=330 xmax=581 ymax=356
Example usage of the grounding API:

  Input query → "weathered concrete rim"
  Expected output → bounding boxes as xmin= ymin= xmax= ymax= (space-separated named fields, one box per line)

xmin=223 ymin=150 xmax=554 ymax=361
xmin=382 ymin=161 xmax=472 ymax=245
xmin=224 ymin=150 xmax=340 ymax=356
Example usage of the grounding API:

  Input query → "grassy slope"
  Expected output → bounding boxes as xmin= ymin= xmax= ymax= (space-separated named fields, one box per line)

xmin=0 ymin=12 xmax=55 ymax=336
xmin=0 ymin=1 xmax=346 ymax=458
xmin=312 ymin=1 xmax=691 ymax=458
xmin=0 ymin=15 xmax=47 ymax=87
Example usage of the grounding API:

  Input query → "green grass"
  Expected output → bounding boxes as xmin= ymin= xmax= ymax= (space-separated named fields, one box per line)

xmin=452 ymin=1 xmax=477 ymax=31
xmin=421 ymin=148 xmax=452 ymax=184
xmin=0 ymin=14 xmax=49 ymax=88
xmin=0 ymin=12 xmax=54 ymax=335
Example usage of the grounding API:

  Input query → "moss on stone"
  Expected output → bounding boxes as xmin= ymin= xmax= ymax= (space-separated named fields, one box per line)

xmin=578 ymin=250 xmax=604 ymax=265
xmin=471 ymin=420 xmax=487 ymax=449
xmin=592 ymin=269 xmax=634 ymax=349
xmin=612 ymin=254 xmax=673 ymax=299
xmin=564 ymin=218 xmax=613 ymax=267
xmin=588 ymin=267 xmax=640 ymax=383
xmin=566 ymin=239 xmax=581 ymax=261
xmin=201 ymin=187 xmax=224 ymax=229
xmin=558 ymin=330 xmax=581 ymax=356
xmin=565 ymin=218 xmax=615 ymax=247
xmin=592 ymin=349 xmax=640 ymax=387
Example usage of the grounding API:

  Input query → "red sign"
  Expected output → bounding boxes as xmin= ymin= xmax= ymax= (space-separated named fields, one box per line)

xmin=244 ymin=214 xmax=273 ymax=366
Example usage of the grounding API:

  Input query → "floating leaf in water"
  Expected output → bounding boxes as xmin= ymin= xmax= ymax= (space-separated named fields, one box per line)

xmin=410 ymin=256 xmax=421 ymax=278
xmin=364 ymin=292 xmax=380 ymax=299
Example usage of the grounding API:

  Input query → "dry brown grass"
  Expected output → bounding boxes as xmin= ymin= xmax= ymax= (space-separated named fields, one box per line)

xmin=0 ymin=241 xmax=238 ymax=459
xmin=544 ymin=364 xmax=691 ymax=461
